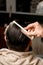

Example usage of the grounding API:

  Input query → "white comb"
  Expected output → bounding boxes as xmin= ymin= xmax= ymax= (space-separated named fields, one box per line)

xmin=12 ymin=21 xmax=34 ymax=40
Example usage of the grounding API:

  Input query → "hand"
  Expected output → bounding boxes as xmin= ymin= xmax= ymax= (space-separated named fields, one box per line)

xmin=24 ymin=22 xmax=43 ymax=37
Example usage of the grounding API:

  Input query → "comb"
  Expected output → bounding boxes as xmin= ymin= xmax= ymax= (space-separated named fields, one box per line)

xmin=12 ymin=21 xmax=34 ymax=40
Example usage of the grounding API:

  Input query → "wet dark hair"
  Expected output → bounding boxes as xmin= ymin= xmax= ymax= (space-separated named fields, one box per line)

xmin=6 ymin=22 xmax=31 ymax=52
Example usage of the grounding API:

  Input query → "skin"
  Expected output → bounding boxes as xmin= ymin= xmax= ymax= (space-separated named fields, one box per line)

xmin=25 ymin=40 xmax=32 ymax=52
xmin=24 ymin=22 xmax=43 ymax=38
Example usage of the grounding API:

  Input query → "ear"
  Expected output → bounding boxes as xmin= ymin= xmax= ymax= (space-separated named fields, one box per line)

xmin=4 ymin=24 xmax=9 ymax=42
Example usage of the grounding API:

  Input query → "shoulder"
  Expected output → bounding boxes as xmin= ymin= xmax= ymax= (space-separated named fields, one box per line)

xmin=0 ymin=48 xmax=15 ymax=55
xmin=0 ymin=48 xmax=19 ymax=65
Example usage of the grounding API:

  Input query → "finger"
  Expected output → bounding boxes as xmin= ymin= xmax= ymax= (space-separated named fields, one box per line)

xmin=27 ymin=31 xmax=37 ymax=36
xmin=24 ymin=23 xmax=35 ymax=30
xmin=28 ymin=29 xmax=31 ymax=32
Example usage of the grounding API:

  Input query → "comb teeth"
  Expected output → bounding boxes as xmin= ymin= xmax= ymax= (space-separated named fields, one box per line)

xmin=12 ymin=21 xmax=34 ymax=40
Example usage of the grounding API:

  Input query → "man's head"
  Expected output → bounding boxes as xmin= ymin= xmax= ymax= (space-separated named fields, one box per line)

xmin=4 ymin=21 xmax=32 ymax=52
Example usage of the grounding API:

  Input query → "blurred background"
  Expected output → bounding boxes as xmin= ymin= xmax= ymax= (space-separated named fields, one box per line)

xmin=0 ymin=0 xmax=43 ymax=58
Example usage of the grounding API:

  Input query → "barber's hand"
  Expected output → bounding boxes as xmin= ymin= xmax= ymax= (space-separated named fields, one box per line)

xmin=24 ymin=22 xmax=43 ymax=37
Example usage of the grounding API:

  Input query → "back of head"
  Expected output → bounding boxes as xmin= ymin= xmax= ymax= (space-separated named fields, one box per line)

xmin=5 ymin=21 xmax=32 ymax=52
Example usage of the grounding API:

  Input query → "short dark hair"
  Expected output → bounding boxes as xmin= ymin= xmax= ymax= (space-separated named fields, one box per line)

xmin=5 ymin=22 xmax=31 ymax=52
